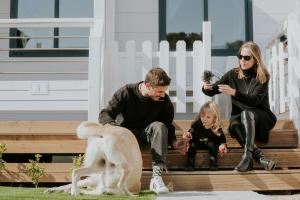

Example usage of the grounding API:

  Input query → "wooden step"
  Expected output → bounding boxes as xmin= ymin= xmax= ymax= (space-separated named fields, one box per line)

xmin=2 ymin=148 xmax=300 ymax=170
xmin=0 ymin=119 xmax=295 ymax=134
xmin=1 ymin=164 xmax=300 ymax=191
xmin=143 ymin=148 xmax=300 ymax=170
xmin=142 ymin=170 xmax=300 ymax=191
xmin=173 ymin=119 xmax=295 ymax=131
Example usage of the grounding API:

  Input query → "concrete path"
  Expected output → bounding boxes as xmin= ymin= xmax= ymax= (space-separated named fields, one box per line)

xmin=156 ymin=191 xmax=271 ymax=200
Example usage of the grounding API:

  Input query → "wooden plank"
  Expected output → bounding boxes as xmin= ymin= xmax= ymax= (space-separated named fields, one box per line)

xmin=142 ymin=170 xmax=300 ymax=191
xmin=2 ymin=140 xmax=87 ymax=153
xmin=0 ymin=121 xmax=81 ymax=135
xmin=173 ymin=119 xmax=295 ymax=131
xmin=2 ymin=164 xmax=300 ymax=191
xmin=176 ymin=129 xmax=298 ymax=148
xmin=143 ymin=148 xmax=300 ymax=170
xmin=3 ymin=148 xmax=300 ymax=170
xmin=0 ymin=130 xmax=298 ymax=154
xmin=0 ymin=119 xmax=294 ymax=134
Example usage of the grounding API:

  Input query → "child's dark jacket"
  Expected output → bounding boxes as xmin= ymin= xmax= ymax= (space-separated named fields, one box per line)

xmin=189 ymin=121 xmax=226 ymax=146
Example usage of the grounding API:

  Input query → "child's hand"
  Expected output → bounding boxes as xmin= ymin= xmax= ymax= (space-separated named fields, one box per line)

xmin=218 ymin=144 xmax=228 ymax=155
xmin=182 ymin=131 xmax=192 ymax=142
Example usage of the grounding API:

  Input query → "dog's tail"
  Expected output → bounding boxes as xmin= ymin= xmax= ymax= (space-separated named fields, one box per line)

xmin=76 ymin=121 xmax=102 ymax=139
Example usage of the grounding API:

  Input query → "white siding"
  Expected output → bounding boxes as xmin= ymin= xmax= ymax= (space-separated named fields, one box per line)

xmin=115 ymin=0 xmax=158 ymax=50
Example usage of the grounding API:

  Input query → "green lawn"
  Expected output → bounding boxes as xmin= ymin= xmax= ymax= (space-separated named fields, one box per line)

xmin=0 ymin=187 xmax=156 ymax=200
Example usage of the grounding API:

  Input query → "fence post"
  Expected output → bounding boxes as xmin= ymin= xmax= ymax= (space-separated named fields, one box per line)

xmin=142 ymin=41 xmax=152 ymax=79
xmin=159 ymin=41 xmax=170 ymax=94
xmin=278 ymin=42 xmax=286 ymax=113
xmin=272 ymin=44 xmax=279 ymax=114
xmin=192 ymin=41 xmax=203 ymax=113
xmin=202 ymin=21 xmax=212 ymax=104
xmin=125 ymin=40 xmax=137 ymax=85
xmin=176 ymin=41 xmax=186 ymax=113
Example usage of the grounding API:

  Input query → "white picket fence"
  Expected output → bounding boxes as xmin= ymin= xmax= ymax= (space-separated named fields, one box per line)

xmin=104 ymin=22 xmax=211 ymax=113
xmin=266 ymin=10 xmax=300 ymax=132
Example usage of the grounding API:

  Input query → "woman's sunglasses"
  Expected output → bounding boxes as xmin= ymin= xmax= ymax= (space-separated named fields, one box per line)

xmin=237 ymin=54 xmax=252 ymax=61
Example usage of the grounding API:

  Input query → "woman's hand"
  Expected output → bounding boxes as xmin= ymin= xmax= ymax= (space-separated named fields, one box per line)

xmin=218 ymin=84 xmax=236 ymax=96
xmin=203 ymin=81 xmax=213 ymax=90
xmin=182 ymin=131 xmax=192 ymax=142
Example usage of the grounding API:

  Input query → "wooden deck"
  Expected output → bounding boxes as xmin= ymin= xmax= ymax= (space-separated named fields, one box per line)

xmin=0 ymin=120 xmax=299 ymax=191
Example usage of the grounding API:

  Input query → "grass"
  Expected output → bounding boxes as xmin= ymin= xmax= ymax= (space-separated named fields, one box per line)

xmin=0 ymin=187 xmax=156 ymax=200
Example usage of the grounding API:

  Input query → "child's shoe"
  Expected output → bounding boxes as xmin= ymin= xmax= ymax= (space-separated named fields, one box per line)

xmin=185 ymin=157 xmax=195 ymax=171
xmin=209 ymin=156 xmax=218 ymax=171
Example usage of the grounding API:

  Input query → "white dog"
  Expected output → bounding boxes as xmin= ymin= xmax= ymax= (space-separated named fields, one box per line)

xmin=46 ymin=121 xmax=143 ymax=196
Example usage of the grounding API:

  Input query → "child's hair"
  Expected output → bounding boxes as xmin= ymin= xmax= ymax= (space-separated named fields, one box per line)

xmin=194 ymin=101 xmax=222 ymax=134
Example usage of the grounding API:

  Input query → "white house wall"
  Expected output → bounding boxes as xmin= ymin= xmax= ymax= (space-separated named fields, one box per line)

xmin=115 ymin=0 xmax=159 ymax=51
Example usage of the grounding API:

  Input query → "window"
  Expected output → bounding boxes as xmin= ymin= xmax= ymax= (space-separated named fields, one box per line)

xmin=159 ymin=0 xmax=252 ymax=56
xmin=10 ymin=0 xmax=93 ymax=57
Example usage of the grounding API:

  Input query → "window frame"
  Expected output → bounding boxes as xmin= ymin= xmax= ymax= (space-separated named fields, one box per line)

xmin=9 ymin=0 xmax=88 ymax=57
xmin=159 ymin=0 xmax=253 ymax=56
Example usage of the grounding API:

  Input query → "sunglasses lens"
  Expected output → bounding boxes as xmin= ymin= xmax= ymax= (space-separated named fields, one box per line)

xmin=237 ymin=55 xmax=251 ymax=61
xmin=244 ymin=56 xmax=251 ymax=61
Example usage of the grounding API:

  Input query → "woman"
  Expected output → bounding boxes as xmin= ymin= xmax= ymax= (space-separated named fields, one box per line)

xmin=202 ymin=42 xmax=277 ymax=172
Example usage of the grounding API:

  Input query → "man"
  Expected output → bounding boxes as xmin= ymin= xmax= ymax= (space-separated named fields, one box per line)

xmin=99 ymin=67 xmax=177 ymax=194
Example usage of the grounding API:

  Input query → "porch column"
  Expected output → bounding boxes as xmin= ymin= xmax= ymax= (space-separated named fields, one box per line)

xmin=88 ymin=0 xmax=105 ymax=122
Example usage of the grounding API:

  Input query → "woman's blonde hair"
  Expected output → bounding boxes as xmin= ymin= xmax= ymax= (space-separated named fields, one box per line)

xmin=237 ymin=41 xmax=269 ymax=84
xmin=194 ymin=101 xmax=222 ymax=134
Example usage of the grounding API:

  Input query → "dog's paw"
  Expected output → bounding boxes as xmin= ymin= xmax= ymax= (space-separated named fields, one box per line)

xmin=70 ymin=189 xmax=80 ymax=196
xmin=44 ymin=188 xmax=55 ymax=193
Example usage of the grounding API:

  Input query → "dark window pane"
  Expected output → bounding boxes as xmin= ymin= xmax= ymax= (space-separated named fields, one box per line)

xmin=208 ymin=0 xmax=245 ymax=50
xmin=15 ymin=0 xmax=55 ymax=49
xmin=166 ymin=0 xmax=204 ymax=49
xmin=58 ymin=0 xmax=92 ymax=48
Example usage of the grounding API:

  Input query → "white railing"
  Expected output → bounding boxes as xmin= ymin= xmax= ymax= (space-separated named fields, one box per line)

xmin=0 ymin=18 xmax=104 ymax=121
xmin=104 ymin=22 xmax=211 ymax=113
xmin=267 ymin=11 xmax=300 ymax=133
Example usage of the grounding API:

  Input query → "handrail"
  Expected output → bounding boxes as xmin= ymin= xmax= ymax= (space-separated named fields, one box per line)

xmin=0 ymin=18 xmax=93 ymax=28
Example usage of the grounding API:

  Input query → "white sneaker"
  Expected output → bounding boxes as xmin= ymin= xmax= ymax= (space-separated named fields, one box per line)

xmin=149 ymin=176 xmax=169 ymax=194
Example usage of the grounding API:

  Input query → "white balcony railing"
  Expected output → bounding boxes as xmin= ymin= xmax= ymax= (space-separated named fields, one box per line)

xmin=0 ymin=18 xmax=104 ymax=121
xmin=266 ymin=11 xmax=300 ymax=133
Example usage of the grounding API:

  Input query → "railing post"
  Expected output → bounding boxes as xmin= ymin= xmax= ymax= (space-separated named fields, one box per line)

xmin=175 ymin=41 xmax=186 ymax=113
xmin=202 ymin=22 xmax=211 ymax=103
xmin=88 ymin=19 xmax=104 ymax=122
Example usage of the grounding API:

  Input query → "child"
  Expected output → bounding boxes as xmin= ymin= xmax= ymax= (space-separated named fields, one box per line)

xmin=183 ymin=101 xmax=227 ymax=171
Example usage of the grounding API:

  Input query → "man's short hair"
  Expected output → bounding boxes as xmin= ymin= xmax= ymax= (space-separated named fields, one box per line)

xmin=145 ymin=67 xmax=171 ymax=86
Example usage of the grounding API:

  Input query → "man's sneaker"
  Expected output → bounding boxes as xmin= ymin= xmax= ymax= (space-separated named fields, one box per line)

xmin=149 ymin=176 xmax=169 ymax=194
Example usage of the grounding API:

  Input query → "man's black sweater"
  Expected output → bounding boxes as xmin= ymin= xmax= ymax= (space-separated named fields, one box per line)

xmin=99 ymin=82 xmax=176 ymax=145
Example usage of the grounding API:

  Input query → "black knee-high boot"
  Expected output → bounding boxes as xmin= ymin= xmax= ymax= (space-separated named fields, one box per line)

xmin=253 ymin=145 xmax=276 ymax=170
xmin=231 ymin=123 xmax=276 ymax=171
xmin=235 ymin=111 xmax=255 ymax=172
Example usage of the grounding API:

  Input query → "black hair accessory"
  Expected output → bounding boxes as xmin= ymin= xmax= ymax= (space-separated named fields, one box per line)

xmin=202 ymin=70 xmax=222 ymax=82
xmin=202 ymin=70 xmax=223 ymax=90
